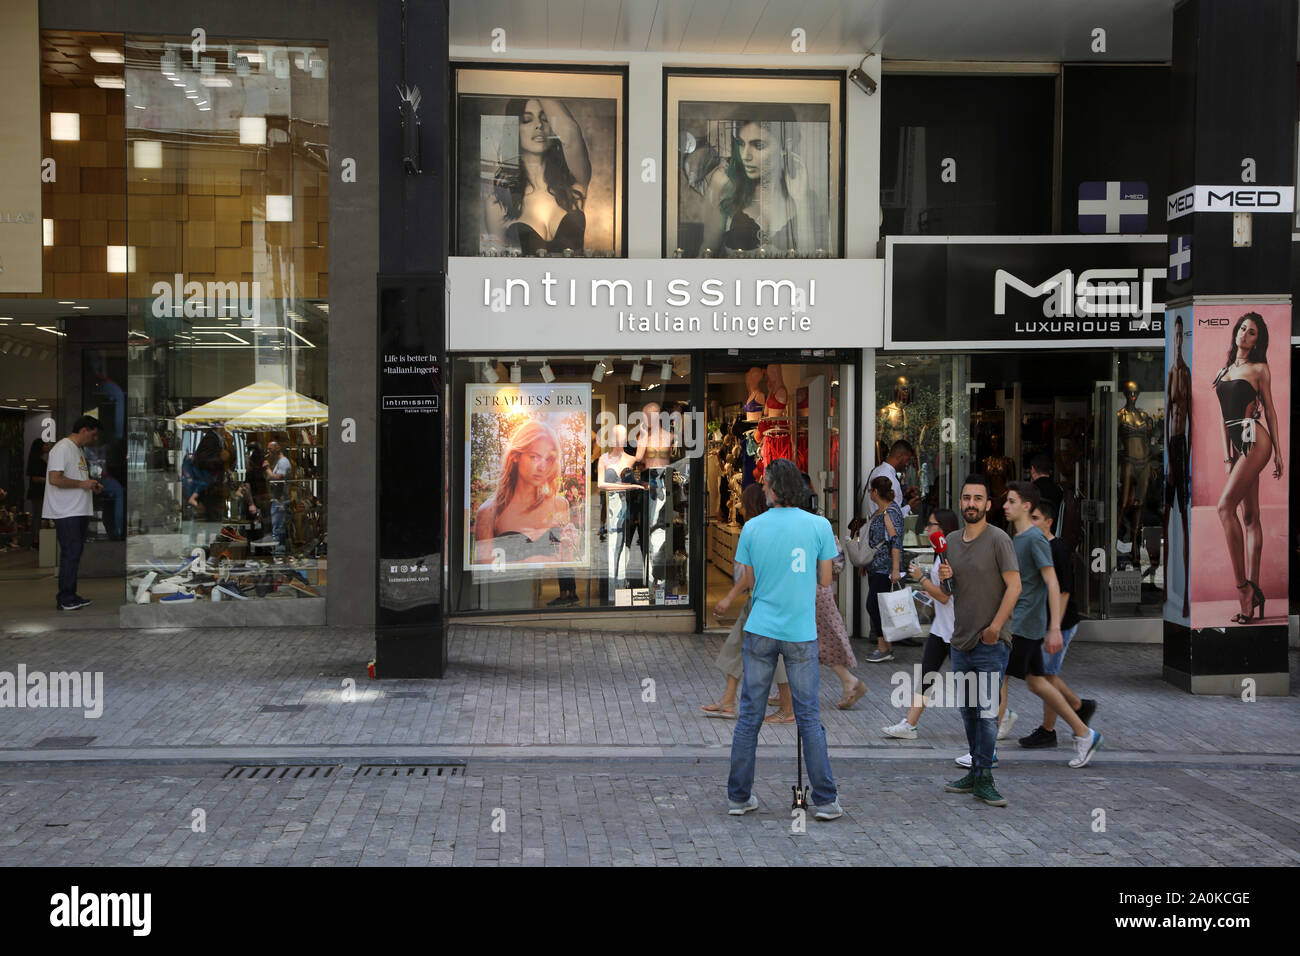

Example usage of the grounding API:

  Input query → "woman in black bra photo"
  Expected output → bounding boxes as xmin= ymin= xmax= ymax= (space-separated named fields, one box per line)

xmin=699 ymin=115 xmax=825 ymax=257
xmin=484 ymin=97 xmax=590 ymax=256
xmin=473 ymin=419 xmax=579 ymax=568
xmin=1212 ymin=312 xmax=1284 ymax=623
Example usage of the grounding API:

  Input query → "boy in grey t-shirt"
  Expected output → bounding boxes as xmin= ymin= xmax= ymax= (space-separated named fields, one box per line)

xmin=1000 ymin=482 xmax=1102 ymax=770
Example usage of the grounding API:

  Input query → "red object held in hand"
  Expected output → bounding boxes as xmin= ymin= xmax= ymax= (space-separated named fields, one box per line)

xmin=929 ymin=530 xmax=947 ymax=553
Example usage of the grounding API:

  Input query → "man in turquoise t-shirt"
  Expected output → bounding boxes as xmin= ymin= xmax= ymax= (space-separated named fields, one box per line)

xmin=714 ymin=459 xmax=842 ymax=820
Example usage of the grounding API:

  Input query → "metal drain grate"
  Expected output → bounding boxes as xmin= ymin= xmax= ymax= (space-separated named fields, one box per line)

xmin=259 ymin=704 xmax=307 ymax=713
xmin=223 ymin=764 xmax=339 ymax=780
xmin=354 ymin=764 xmax=463 ymax=778
xmin=34 ymin=736 xmax=96 ymax=749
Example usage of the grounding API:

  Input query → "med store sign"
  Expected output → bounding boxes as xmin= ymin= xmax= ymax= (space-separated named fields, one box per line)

xmin=447 ymin=257 xmax=885 ymax=351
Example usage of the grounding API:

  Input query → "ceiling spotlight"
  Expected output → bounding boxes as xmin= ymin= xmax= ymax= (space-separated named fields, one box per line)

xmin=630 ymin=360 xmax=644 ymax=383
xmin=509 ymin=362 xmax=521 ymax=384
xmin=539 ymin=361 xmax=556 ymax=384
xmin=90 ymin=48 xmax=124 ymax=64
xmin=592 ymin=359 xmax=607 ymax=383
xmin=849 ymin=53 xmax=877 ymax=95
xmin=660 ymin=360 xmax=673 ymax=381
xmin=482 ymin=361 xmax=500 ymax=384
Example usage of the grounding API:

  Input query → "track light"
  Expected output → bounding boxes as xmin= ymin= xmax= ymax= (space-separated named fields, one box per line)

xmin=540 ymin=361 xmax=555 ymax=383
xmin=630 ymin=360 xmax=644 ymax=383
xmin=482 ymin=361 xmax=500 ymax=384
xmin=592 ymin=359 xmax=607 ymax=383
xmin=509 ymin=362 xmax=521 ymax=384
xmin=849 ymin=53 xmax=877 ymax=95
xmin=660 ymin=360 xmax=672 ymax=381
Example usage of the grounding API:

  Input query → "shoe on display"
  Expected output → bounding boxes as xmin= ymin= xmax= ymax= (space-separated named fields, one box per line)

xmin=1018 ymin=725 xmax=1058 ymax=748
xmin=727 ymin=795 xmax=759 ymax=816
xmin=288 ymin=578 xmax=319 ymax=597
xmin=135 ymin=572 xmax=157 ymax=604
xmin=219 ymin=526 xmax=247 ymax=542
xmin=148 ymin=581 xmax=181 ymax=596
xmin=213 ymin=584 xmax=248 ymax=601
xmin=996 ymin=710 xmax=1019 ymax=740
xmin=161 ymin=592 xmax=197 ymax=603
xmin=881 ymin=719 xmax=918 ymax=740
xmin=1075 ymin=698 xmax=1097 ymax=725
xmin=1068 ymin=729 xmax=1103 ymax=769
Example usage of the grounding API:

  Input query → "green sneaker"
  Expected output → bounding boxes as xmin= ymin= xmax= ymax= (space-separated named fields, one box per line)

xmin=944 ymin=771 xmax=976 ymax=793
xmin=972 ymin=770 xmax=1008 ymax=807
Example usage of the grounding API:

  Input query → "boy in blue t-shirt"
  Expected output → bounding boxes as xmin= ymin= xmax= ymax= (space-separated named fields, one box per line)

xmin=714 ymin=459 xmax=842 ymax=821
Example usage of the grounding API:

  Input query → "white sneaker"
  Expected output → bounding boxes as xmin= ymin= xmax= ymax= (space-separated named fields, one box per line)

xmin=882 ymin=719 xmax=918 ymax=740
xmin=954 ymin=750 xmax=998 ymax=768
xmin=727 ymin=795 xmax=759 ymax=816
xmin=135 ymin=571 xmax=157 ymax=604
xmin=1069 ymin=729 xmax=1103 ymax=768
xmin=997 ymin=710 xmax=1019 ymax=740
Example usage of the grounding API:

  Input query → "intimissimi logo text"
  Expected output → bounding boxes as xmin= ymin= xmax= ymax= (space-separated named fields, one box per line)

xmin=152 ymin=274 xmax=260 ymax=320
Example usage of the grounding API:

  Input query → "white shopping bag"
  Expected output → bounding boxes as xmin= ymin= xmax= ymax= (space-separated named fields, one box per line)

xmin=878 ymin=585 xmax=927 ymax=642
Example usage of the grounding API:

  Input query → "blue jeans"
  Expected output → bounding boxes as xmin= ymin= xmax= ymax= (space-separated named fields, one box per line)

xmin=728 ymin=631 xmax=837 ymax=807
xmin=54 ymin=515 xmax=90 ymax=606
xmin=271 ymin=499 xmax=287 ymax=555
xmin=949 ymin=639 xmax=1010 ymax=772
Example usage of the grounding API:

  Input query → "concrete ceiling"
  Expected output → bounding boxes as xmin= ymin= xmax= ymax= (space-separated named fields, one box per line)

xmin=450 ymin=0 xmax=1189 ymax=59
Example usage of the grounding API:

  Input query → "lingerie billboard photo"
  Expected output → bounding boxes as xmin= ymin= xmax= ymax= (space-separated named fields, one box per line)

xmin=463 ymin=383 xmax=591 ymax=572
xmin=1186 ymin=303 xmax=1290 ymax=630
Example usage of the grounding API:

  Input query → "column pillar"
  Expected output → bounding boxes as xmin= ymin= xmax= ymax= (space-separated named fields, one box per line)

xmin=1162 ymin=0 xmax=1294 ymax=694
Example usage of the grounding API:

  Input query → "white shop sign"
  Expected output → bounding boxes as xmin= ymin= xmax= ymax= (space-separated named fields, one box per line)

xmin=447 ymin=257 xmax=884 ymax=351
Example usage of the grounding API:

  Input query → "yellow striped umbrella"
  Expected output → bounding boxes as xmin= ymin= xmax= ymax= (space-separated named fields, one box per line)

xmin=175 ymin=382 xmax=328 ymax=428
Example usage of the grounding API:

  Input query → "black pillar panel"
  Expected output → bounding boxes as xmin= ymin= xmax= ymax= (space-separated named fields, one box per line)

xmin=1166 ymin=0 xmax=1297 ymax=299
xmin=374 ymin=0 xmax=449 ymax=677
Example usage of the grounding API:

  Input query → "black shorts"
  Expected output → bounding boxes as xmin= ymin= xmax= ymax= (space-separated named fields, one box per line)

xmin=1006 ymin=634 xmax=1045 ymax=680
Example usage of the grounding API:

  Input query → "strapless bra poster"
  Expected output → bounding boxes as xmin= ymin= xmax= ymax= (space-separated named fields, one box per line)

xmin=666 ymin=71 xmax=842 ymax=259
xmin=454 ymin=66 xmax=624 ymax=258
xmin=464 ymin=383 xmax=591 ymax=572
xmin=1181 ymin=302 xmax=1290 ymax=629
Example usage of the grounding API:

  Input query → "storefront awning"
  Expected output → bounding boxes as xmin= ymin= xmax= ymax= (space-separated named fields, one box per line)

xmin=175 ymin=381 xmax=328 ymax=428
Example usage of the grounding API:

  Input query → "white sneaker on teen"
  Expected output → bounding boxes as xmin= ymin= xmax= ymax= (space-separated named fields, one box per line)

xmin=882 ymin=719 xmax=918 ymax=740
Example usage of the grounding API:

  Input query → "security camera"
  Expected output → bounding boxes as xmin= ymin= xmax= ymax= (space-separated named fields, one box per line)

xmin=850 ymin=53 xmax=877 ymax=95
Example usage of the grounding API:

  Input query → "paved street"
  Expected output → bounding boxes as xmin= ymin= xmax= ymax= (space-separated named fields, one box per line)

xmin=0 ymin=624 xmax=1297 ymax=865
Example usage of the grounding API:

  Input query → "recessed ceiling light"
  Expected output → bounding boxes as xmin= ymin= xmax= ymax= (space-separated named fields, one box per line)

xmin=94 ymin=76 xmax=125 ymax=89
xmin=265 ymin=195 xmax=292 ymax=221
xmin=200 ymin=76 xmax=232 ymax=87
xmin=239 ymin=116 xmax=266 ymax=144
xmin=57 ymin=301 xmax=74 ymax=305
xmin=73 ymin=305 xmax=90 ymax=310
xmin=43 ymin=219 xmax=53 ymax=246
xmin=90 ymin=49 xmax=124 ymax=64
xmin=133 ymin=141 xmax=162 ymax=168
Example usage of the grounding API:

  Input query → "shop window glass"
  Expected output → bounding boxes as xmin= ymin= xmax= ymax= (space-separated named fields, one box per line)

xmin=880 ymin=75 xmax=1054 ymax=236
xmin=124 ymin=36 xmax=328 ymax=605
xmin=451 ymin=355 xmax=694 ymax=612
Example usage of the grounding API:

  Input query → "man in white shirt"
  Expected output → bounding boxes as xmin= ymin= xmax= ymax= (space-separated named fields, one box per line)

xmin=44 ymin=416 xmax=102 ymax=610
xmin=264 ymin=441 xmax=293 ymax=556
xmin=860 ymin=440 xmax=913 ymax=522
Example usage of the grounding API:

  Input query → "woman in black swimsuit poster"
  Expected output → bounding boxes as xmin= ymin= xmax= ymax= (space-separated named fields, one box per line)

xmin=455 ymin=67 xmax=623 ymax=257
xmin=666 ymin=71 xmax=841 ymax=258
xmin=1188 ymin=305 xmax=1289 ymax=628
xmin=465 ymin=383 xmax=591 ymax=571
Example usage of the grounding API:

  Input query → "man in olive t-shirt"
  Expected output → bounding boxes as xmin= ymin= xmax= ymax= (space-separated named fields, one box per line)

xmin=936 ymin=475 xmax=1020 ymax=807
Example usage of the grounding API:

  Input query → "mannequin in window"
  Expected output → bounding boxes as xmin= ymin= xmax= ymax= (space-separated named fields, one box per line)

xmin=1116 ymin=382 xmax=1154 ymax=569
xmin=753 ymin=364 xmax=792 ymax=483
xmin=636 ymin=401 xmax=677 ymax=595
xmin=740 ymin=366 xmax=764 ymax=488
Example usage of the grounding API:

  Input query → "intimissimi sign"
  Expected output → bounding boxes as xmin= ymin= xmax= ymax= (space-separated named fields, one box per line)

xmin=449 ymin=257 xmax=884 ymax=349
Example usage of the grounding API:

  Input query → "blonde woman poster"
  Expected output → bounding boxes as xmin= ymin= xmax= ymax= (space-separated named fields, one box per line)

xmin=465 ymin=384 xmax=591 ymax=571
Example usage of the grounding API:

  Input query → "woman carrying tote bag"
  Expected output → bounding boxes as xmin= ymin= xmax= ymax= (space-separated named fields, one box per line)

xmin=862 ymin=476 xmax=905 ymax=664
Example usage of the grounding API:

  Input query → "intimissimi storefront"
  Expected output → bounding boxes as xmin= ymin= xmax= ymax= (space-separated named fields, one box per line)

xmin=445 ymin=256 xmax=883 ymax=632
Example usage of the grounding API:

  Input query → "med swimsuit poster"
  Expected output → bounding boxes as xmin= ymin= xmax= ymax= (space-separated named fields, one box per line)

xmin=1187 ymin=303 xmax=1290 ymax=629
